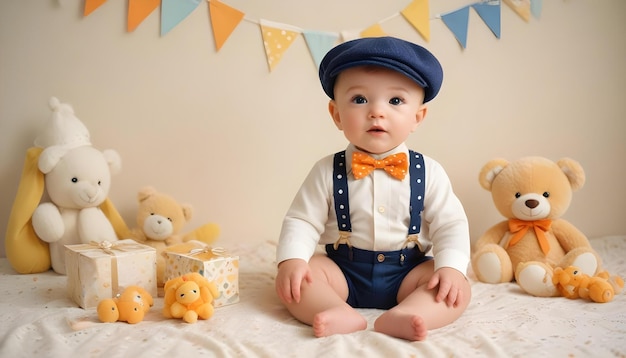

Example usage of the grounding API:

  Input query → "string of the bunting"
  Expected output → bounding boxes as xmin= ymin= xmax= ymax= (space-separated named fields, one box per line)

xmin=81 ymin=0 xmax=544 ymax=72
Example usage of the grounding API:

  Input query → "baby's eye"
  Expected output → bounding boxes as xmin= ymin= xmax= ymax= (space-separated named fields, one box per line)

xmin=389 ymin=97 xmax=403 ymax=105
xmin=351 ymin=95 xmax=367 ymax=104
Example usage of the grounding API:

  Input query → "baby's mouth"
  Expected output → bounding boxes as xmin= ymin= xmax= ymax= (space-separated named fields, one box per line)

xmin=368 ymin=126 xmax=386 ymax=133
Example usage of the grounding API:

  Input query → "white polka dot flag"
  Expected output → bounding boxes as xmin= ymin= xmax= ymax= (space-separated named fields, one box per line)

xmin=259 ymin=20 xmax=300 ymax=72
xmin=81 ymin=0 xmax=545 ymax=72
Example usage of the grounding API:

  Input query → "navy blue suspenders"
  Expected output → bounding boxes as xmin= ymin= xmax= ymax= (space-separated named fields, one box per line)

xmin=332 ymin=150 xmax=426 ymax=252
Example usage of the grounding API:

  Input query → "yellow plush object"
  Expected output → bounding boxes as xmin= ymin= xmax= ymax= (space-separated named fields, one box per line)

xmin=552 ymin=266 xmax=624 ymax=303
xmin=471 ymin=157 xmax=602 ymax=297
xmin=129 ymin=186 xmax=220 ymax=287
xmin=97 ymin=285 xmax=154 ymax=324
xmin=5 ymin=97 xmax=130 ymax=274
xmin=162 ymin=272 xmax=219 ymax=323
xmin=5 ymin=148 xmax=128 ymax=274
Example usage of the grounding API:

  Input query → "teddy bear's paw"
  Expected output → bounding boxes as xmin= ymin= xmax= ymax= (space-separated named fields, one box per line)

xmin=183 ymin=310 xmax=198 ymax=323
xmin=32 ymin=203 xmax=64 ymax=242
xmin=196 ymin=303 xmax=214 ymax=320
xmin=570 ymin=252 xmax=599 ymax=276
xmin=473 ymin=251 xmax=512 ymax=283
xmin=516 ymin=263 xmax=558 ymax=297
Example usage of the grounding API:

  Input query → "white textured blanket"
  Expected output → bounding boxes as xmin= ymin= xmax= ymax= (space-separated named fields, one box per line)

xmin=1 ymin=236 xmax=625 ymax=357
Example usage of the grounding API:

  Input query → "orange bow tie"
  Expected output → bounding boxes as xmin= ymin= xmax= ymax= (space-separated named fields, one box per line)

xmin=507 ymin=219 xmax=552 ymax=255
xmin=351 ymin=152 xmax=408 ymax=180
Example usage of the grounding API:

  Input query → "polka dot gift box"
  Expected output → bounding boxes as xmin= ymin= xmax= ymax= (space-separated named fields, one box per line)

xmin=164 ymin=240 xmax=239 ymax=307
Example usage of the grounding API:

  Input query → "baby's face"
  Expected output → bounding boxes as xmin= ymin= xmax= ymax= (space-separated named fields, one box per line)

xmin=328 ymin=66 xmax=426 ymax=154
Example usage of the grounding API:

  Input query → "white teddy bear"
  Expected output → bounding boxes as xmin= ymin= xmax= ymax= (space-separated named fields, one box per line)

xmin=31 ymin=97 xmax=122 ymax=274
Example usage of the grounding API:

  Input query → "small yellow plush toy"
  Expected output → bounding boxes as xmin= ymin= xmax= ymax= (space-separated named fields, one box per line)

xmin=129 ymin=186 xmax=220 ymax=287
xmin=97 ymin=285 xmax=154 ymax=324
xmin=162 ymin=272 xmax=219 ymax=323
xmin=472 ymin=157 xmax=602 ymax=297
xmin=552 ymin=266 xmax=624 ymax=303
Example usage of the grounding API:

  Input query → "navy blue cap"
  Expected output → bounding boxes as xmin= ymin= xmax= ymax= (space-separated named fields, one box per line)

xmin=319 ymin=36 xmax=443 ymax=103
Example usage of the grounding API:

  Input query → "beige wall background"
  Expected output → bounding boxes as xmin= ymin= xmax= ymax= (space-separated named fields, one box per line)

xmin=1 ymin=0 xmax=625 ymax=258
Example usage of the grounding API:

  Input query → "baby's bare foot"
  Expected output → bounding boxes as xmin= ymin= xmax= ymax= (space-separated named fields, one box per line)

xmin=312 ymin=306 xmax=367 ymax=337
xmin=374 ymin=310 xmax=428 ymax=341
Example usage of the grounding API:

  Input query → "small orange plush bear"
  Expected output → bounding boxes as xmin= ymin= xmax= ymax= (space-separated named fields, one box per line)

xmin=97 ymin=286 xmax=154 ymax=324
xmin=163 ymin=272 xmax=219 ymax=323
xmin=552 ymin=266 xmax=624 ymax=303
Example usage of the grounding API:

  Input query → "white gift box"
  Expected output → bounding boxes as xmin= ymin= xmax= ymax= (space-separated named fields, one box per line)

xmin=164 ymin=240 xmax=239 ymax=307
xmin=65 ymin=239 xmax=157 ymax=309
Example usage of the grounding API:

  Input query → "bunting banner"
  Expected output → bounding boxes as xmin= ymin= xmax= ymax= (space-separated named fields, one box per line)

xmin=441 ymin=6 xmax=470 ymax=49
xmin=80 ymin=0 xmax=550 ymax=72
xmin=302 ymin=31 xmax=340 ymax=68
xmin=360 ymin=23 xmax=387 ymax=38
xmin=503 ymin=0 xmax=531 ymax=22
xmin=84 ymin=0 xmax=107 ymax=17
xmin=530 ymin=0 xmax=543 ymax=19
xmin=208 ymin=0 xmax=245 ymax=51
xmin=401 ymin=0 xmax=431 ymax=42
xmin=161 ymin=0 xmax=202 ymax=36
xmin=472 ymin=1 xmax=501 ymax=39
xmin=127 ymin=0 xmax=159 ymax=32
xmin=259 ymin=20 xmax=300 ymax=72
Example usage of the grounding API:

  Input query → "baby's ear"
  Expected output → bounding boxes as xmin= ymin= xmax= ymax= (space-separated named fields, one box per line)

xmin=328 ymin=101 xmax=343 ymax=130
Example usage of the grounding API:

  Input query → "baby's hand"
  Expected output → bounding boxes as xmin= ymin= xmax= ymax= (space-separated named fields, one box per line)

xmin=275 ymin=259 xmax=312 ymax=304
xmin=427 ymin=267 xmax=468 ymax=307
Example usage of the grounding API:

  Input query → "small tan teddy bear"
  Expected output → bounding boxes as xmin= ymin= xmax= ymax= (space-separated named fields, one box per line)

xmin=129 ymin=186 xmax=220 ymax=287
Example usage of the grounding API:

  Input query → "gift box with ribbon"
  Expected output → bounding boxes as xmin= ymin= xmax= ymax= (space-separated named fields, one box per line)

xmin=164 ymin=240 xmax=239 ymax=307
xmin=65 ymin=239 xmax=157 ymax=309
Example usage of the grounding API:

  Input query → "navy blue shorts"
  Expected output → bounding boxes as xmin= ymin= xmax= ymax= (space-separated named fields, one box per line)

xmin=325 ymin=244 xmax=432 ymax=310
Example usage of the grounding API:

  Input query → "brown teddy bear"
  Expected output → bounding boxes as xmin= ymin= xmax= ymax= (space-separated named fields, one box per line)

xmin=129 ymin=186 xmax=220 ymax=287
xmin=471 ymin=157 xmax=601 ymax=297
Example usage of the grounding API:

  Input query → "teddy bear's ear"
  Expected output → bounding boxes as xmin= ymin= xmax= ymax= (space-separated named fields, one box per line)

xmin=181 ymin=204 xmax=193 ymax=221
xmin=38 ymin=145 xmax=69 ymax=174
xmin=478 ymin=158 xmax=509 ymax=191
xmin=102 ymin=149 xmax=122 ymax=175
xmin=557 ymin=158 xmax=585 ymax=191
xmin=137 ymin=186 xmax=157 ymax=202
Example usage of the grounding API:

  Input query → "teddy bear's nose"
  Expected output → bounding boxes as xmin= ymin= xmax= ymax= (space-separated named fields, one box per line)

xmin=525 ymin=199 xmax=539 ymax=209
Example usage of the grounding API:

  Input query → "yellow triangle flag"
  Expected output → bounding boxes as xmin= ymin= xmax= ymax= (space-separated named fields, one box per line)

xmin=127 ymin=0 xmax=160 ymax=32
xmin=503 ymin=0 xmax=531 ymax=22
xmin=209 ymin=0 xmax=245 ymax=51
xmin=401 ymin=0 xmax=430 ymax=42
xmin=260 ymin=20 xmax=300 ymax=72
xmin=84 ymin=0 xmax=107 ymax=17
xmin=360 ymin=24 xmax=386 ymax=38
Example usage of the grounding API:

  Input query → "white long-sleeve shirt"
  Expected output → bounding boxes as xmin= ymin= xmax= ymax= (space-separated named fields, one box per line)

xmin=277 ymin=143 xmax=470 ymax=276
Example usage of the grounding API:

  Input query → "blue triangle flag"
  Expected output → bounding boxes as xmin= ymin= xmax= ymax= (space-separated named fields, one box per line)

xmin=531 ymin=0 xmax=543 ymax=19
xmin=302 ymin=31 xmax=339 ymax=69
xmin=161 ymin=0 xmax=201 ymax=36
xmin=441 ymin=6 xmax=470 ymax=49
xmin=472 ymin=2 xmax=501 ymax=39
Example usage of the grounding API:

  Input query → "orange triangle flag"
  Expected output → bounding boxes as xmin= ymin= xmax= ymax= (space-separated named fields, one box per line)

xmin=260 ymin=20 xmax=300 ymax=72
xmin=84 ymin=0 xmax=107 ymax=17
xmin=128 ymin=0 xmax=160 ymax=32
xmin=503 ymin=0 xmax=531 ymax=22
xmin=360 ymin=24 xmax=386 ymax=38
xmin=209 ymin=0 xmax=245 ymax=51
xmin=401 ymin=0 xmax=430 ymax=42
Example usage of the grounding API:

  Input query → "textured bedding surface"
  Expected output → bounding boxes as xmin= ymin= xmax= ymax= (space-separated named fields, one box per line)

xmin=1 ymin=236 xmax=625 ymax=358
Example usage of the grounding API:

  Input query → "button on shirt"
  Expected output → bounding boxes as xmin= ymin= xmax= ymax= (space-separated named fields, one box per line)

xmin=276 ymin=143 xmax=471 ymax=276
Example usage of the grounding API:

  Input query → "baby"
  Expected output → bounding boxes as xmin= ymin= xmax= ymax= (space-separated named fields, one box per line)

xmin=275 ymin=36 xmax=471 ymax=341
